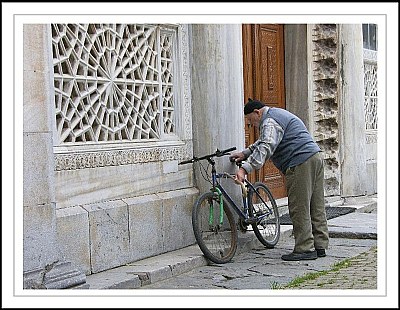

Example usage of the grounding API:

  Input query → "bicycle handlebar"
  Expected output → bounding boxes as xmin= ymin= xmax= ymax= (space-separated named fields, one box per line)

xmin=178 ymin=147 xmax=237 ymax=165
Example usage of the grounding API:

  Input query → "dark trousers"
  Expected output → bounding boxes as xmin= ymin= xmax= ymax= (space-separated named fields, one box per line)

xmin=285 ymin=152 xmax=329 ymax=253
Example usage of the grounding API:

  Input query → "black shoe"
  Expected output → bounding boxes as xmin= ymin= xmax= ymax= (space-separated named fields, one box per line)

xmin=316 ymin=249 xmax=326 ymax=257
xmin=281 ymin=250 xmax=317 ymax=261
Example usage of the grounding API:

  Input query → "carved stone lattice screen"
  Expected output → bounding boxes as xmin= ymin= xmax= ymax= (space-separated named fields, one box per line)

xmin=311 ymin=24 xmax=340 ymax=196
xmin=51 ymin=24 xmax=176 ymax=144
xmin=363 ymin=49 xmax=377 ymax=181
xmin=363 ymin=50 xmax=378 ymax=131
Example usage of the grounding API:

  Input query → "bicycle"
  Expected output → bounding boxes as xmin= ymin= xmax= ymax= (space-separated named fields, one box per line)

xmin=178 ymin=147 xmax=280 ymax=264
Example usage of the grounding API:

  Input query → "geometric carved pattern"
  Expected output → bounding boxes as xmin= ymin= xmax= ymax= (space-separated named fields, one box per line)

xmin=363 ymin=61 xmax=378 ymax=130
xmin=160 ymin=32 xmax=175 ymax=134
xmin=311 ymin=24 xmax=340 ymax=196
xmin=51 ymin=24 xmax=176 ymax=144
xmin=51 ymin=25 xmax=193 ymax=171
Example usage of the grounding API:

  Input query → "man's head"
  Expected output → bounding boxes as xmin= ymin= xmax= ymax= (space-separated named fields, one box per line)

xmin=244 ymin=99 xmax=266 ymax=115
xmin=244 ymin=98 xmax=266 ymax=127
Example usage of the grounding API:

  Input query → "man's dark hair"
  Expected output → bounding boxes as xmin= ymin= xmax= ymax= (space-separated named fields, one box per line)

xmin=244 ymin=98 xmax=266 ymax=115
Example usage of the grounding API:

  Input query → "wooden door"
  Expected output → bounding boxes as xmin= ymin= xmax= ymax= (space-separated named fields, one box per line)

xmin=242 ymin=24 xmax=287 ymax=199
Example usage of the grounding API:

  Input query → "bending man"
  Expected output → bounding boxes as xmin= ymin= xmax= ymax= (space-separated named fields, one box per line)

xmin=230 ymin=99 xmax=329 ymax=261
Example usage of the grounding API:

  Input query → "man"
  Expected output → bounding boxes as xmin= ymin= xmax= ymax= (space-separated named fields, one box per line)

xmin=230 ymin=99 xmax=329 ymax=261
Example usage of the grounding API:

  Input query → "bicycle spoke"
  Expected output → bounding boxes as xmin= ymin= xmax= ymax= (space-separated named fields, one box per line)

xmin=249 ymin=182 xmax=280 ymax=248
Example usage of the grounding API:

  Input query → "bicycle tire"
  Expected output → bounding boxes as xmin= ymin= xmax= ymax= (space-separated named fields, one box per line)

xmin=192 ymin=191 xmax=238 ymax=264
xmin=249 ymin=182 xmax=280 ymax=248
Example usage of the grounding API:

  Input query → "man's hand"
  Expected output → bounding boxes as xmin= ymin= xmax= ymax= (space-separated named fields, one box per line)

xmin=229 ymin=151 xmax=245 ymax=163
xmin=235 ymin=167 xmax=247 ymax=184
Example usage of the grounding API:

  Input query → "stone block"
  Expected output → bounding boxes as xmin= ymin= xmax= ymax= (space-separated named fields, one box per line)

xmin=162 ymin=160 xmax=179 ymax=174
xmin=160 ymin=168 xmax=194 ymax=192
xmin=23 ymin=24 xmax=51 ymax=72
xmin=56 ymin=206 xmax=91 ymax=275
xmin=124 ymin=194 xmax=164 ymax=262
xmin=84 ymin=266 xmax=141 ymax=289
xmin=54 ymin=162 xmax=163 ymax=209
xmin=23 ymin=204 xmax=60 ymax=272
xmin=82 ymin=200 xmax=130 ymax=274
xmin=23 ymin=69 xmax=54 ymax=133
xmin=23 ymin=133 xmax=55 ymax=206
xmin=159 ymin=188 xmax=198 ymax=252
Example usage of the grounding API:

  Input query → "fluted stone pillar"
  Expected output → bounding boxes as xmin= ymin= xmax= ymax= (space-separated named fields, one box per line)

xmin=23 ymin=24 xmax=86 ymax=289
xmin=189 ymin=24 xmax=245 ymax=198
xmin=337 ymin=24 xmax=368 ymax=196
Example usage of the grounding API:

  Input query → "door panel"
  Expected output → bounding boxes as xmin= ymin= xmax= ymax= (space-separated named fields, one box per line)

xmin=255 ymin=25 xmax=285 ymax=107
xmin=242 ymin=24 xmax=287 ymax=199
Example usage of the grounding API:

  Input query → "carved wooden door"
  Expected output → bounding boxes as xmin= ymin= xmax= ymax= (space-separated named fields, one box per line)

xmin=242 ymin=24 xmax=287 ymax=199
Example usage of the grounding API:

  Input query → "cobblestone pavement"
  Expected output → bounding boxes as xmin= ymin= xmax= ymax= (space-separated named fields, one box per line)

xmin=284 ymin=246 xmax=377 ymax=289
xmin=141 ymin=235 xmax=378 ymax=290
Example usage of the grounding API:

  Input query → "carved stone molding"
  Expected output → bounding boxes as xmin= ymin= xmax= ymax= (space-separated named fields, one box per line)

xmin=54 ymin=142 xmax=191 ymax=171
xmin=23 ymin=261 xmax=86 ymax=289
xmin=177 ymin=24 xmax=192 ymax=140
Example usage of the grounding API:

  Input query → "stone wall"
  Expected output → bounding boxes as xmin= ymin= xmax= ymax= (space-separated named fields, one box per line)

xmin=23 ymin=24 xmax=86 ymax=288
xmin=56 ymin=188 xmax=198 ymax=274
xmin=25 ymin=24 xmax=200 ymax=278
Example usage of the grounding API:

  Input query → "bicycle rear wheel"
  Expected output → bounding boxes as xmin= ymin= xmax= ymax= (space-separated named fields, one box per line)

xmin=192 ymin=191 xmax=238 ymax=264
xmin=249 ymin=182 xmax=280 ymax=248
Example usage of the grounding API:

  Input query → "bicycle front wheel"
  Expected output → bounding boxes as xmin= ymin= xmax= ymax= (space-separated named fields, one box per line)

xmin=192 ymin=191 xmax=238 ymax=264
xmin=249 ymin=182 xmax=280 ymax=248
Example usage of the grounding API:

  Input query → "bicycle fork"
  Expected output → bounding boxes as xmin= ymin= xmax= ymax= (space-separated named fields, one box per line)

xmin=209 ymin=188 xmax=224 ymax=229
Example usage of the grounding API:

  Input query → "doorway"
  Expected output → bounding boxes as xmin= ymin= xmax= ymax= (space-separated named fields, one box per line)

xmin=242 ymin=24 xmax=287 ymax=199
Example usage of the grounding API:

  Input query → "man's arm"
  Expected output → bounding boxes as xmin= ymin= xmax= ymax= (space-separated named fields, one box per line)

xmin=241 ymin=118 xmax=284 ymax=174
xmin=229 ymin=137 xmax=261 ymax=163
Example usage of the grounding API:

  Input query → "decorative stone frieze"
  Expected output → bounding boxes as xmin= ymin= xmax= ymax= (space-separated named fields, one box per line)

xmin=54 ymin=142 xmax=191 ymax=171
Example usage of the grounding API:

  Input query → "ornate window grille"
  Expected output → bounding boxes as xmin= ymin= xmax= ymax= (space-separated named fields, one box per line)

xmin=51 ymin=24 xmax=177 ymax=144
xmin=363 ymin=56 xmax=378 ymax=130
xmin=362 ymin=24 xmax=378 ymax=131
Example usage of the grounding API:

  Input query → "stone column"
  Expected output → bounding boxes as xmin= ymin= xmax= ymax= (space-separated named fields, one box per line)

xmin=284 ymin=25 xmax=311 ymax=128
xmin=23 ymin=24 xmax=86 ymax=289
xmin=189 ymin=24 xmax=245 ymax=198
xmin=337 ymin=24 xmax=368 ymax=196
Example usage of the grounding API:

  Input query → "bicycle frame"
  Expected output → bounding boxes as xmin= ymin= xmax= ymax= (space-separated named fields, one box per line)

xmin=180 ymin=147 xmax=280 ymax=263
xmin=208 ymin=157 xmax=273 ymax=225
